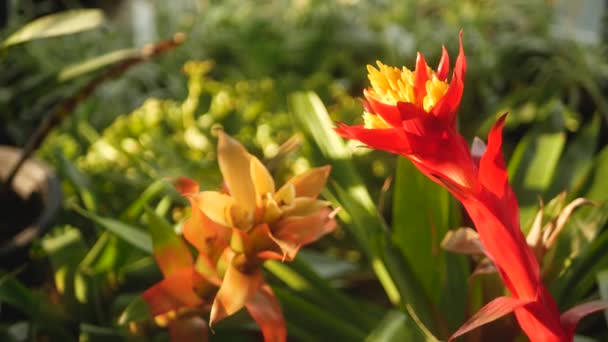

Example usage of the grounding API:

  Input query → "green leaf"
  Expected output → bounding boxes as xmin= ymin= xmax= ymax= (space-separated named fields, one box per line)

xmin=366 ymin=310 xmax=438 ymax=342
xmin=117 ymin=296 xmax=151 ymax=325
xmin=547 ymin=115 xmax=600 ymax=198
xmin=2 ymin=9 xmax=105 ymax=48
xmin=265 ymin=255 xmax=377 ymax=331
xmin=596 ymin=269 xmax=608 ymax=327
xmin=508 ymin=125 xmax=566 ymax=230
xmin=72 ymin=205 xmax=152 ymax=254
xmin=273 ymin=287 xmax=367 ymax=341
xmin=290 ymin=91 xmax=437 ymax=337
xmin=79 ymin=323 xmax=125 ymax=342
xmin=0 ymin=273 xmax=71 ymax=339
xmin=392 ymin=157 xmax=467 ymax=331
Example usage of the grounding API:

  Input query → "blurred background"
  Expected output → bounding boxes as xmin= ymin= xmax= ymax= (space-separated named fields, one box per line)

xmin=1 ymin=1 xmax=608 ymax=341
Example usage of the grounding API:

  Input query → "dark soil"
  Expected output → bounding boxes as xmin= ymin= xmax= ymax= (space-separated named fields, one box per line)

xmin=0 ymin=187 xmax=43 ymax=235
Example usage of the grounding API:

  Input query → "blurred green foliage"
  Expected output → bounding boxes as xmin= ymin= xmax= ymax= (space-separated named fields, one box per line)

xmin=2 ymin=0 xmax=608 ymax=341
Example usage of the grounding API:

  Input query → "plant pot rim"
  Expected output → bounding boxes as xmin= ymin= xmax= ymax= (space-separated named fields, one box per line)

xmin=0 ymin=145 xmax=61 ymax=256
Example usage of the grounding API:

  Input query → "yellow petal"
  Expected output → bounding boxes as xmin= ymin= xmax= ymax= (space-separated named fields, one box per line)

xmin=263 ymin=196 xmax=282 ymax=224
xmin=250 ymin=156 xmax=275 ymax=205
xmin=217 ymin=131 xmax=256 ymax=215
xmin=287 ymin=165 xmax=331 ymax=198
xmin=274 ymin=183 xmax=295 ymax=206
xmin=192 ymin=191 xmax=235 ymax=228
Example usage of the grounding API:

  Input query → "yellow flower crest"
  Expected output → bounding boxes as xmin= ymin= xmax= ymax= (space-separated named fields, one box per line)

xmin=363 ymin=61 xmax=449 ymax=129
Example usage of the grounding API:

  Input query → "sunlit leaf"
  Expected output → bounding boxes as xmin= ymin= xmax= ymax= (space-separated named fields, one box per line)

xmin=2 ymin=9 xmax=105 ymax=48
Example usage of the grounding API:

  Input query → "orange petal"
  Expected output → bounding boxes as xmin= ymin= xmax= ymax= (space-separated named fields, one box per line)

xmin=168 ymin=316 xmax=209 ymax=342
xmin=183 ymin=200 xmax=231 ymax=257
xmin=154 ymin=243 xmax=194 ymax=279
xmin=246 ymin=284 xmax=286 ymax=342
xmin=191 ymin=191 xmax=236 ymax=228
xmin=250 ymin=156 xmax=275 ymax=206
xmin=209 ymin=255 xmax=263 ymax=325
xmin=286 ymin=165 xmax=331 ymax=198
xmin=142 ymin=268 xmax=204 ymax=316
xmin=217 ymin=131 xmax=256 ymax=215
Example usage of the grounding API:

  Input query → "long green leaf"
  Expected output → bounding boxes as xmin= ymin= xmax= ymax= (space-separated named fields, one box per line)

xmin=2 ymin=9 xmax=105 ymax=48
xmin=72 ymin=206 xmax=152 ymax=254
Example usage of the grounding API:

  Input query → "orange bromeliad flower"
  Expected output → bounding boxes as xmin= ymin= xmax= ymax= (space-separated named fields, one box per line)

xmin=142 ymin=132 xmax=336 ymax=342
xmin=336 ymin=32 xmax=608 ymax=342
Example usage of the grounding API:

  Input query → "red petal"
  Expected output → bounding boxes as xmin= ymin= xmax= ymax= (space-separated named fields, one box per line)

xmin=363 ymin=89 xmax=403 ymax=126
xmin=436 ymin=45 xmax=450 ymax=81
xmin=174 ymin=177 xmax=200 ymax=197
xmin=168 ymin=316 xmax=209 ymax=342
xmin=454 ymin=30 xmax=466 ymax=81
xmin=142 ymin=268 xmax=204 ymax=316
xmin=414 ymin=52 xmax=429 ymax=105
xmin=478 ymin=114 xmax=519 ymax=230
xmin=334 ymin=123 xmax=411 ymax=155
xmin=396 ymin=102 xmax=436 ymax=135
xmin=431 ymin=31 xmax=466 ymax=124
xmin=430 ymin=71 xmax=463 ymax=125
xmin=449 ymin=296 xmax=532 ymax=341
xmin=246 ymin=284 xmax=287 ymax=342
xmin=560 ymin=300 xmax=608 ymax=340
xmin=209 ymin=256 xmax=264 ymax=325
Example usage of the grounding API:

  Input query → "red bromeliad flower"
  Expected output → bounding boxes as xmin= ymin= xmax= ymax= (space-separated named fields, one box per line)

xmin=142 ymin=132 xmax=336 ymax=342
xmin=336 ymin=32 xmax=608 ymax=341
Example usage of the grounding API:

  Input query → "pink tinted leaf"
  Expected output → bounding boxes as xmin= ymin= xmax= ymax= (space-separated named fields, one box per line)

xmin=274 ymin=208 xmax=336 ymax=248
xmin=142 ymin=268 xmax=203 ymax=316
xmin=449 ymin=296 xmax=532 ymax=341
xmin=560 ymin=300 xmax=608 ymax=340
xmin=441 ymin=227 xmax=486 ymax=255
xmin=246 ymin=284 xmax=287 ymax=342
xmin=168 ymin=316 xmax=209 ymax=342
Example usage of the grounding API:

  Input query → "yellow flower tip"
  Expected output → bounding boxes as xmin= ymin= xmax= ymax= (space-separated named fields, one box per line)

xmin=364 ymin=59 xmax=449 ymax=113
xmin=363 ymin=112 xmax=391 ymax=129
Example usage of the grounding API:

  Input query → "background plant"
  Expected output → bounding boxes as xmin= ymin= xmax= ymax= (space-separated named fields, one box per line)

xmin=1 ymin=1 xmax=608 ymax=341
